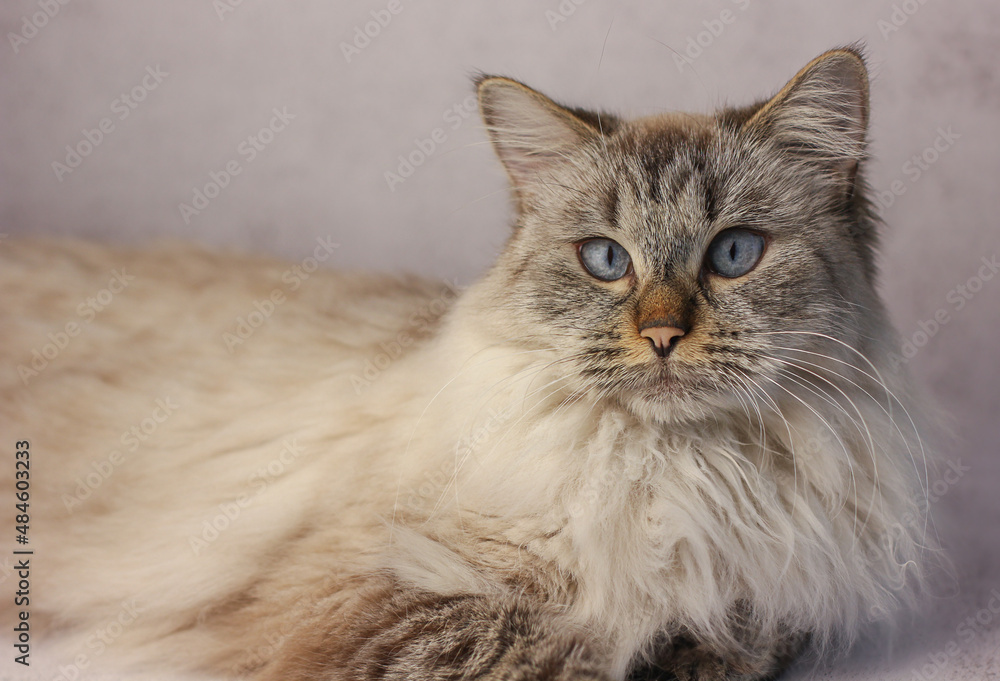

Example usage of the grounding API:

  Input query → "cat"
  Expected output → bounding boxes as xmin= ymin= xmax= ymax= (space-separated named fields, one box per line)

xmin=0 ymin=46 xmax=933 ymax=681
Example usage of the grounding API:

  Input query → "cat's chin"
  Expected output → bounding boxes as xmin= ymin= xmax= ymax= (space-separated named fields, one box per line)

xmin=615 ymin=370 xmax=741 ymax=427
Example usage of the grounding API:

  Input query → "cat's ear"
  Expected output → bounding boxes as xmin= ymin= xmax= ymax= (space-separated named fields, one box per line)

xmin=476 ymin=76 xmax=599 ymax=207
xmin=744 ymin=47 xmax=869 ymax=190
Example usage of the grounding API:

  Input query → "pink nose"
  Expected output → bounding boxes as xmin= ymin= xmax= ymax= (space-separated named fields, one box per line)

xmin=640 ymin=326 xmax=686 ymax=358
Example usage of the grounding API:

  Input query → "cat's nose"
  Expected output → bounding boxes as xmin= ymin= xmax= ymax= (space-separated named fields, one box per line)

xmin=639 ymin=325 xmax=686 ymax=358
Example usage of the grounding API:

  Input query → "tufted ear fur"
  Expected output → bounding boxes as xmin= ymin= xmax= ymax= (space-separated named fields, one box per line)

xmin=744 ymin=48 xmax=870 ymax=193
xmin=476 ymin=76 xmax=599 ymax=209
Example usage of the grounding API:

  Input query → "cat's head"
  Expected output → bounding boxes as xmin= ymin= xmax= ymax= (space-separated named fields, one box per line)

xmin=472 ymin=48 xmax=890 ymax=424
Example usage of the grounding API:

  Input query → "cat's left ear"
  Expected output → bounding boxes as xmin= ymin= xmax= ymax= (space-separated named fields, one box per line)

xmin=744 ymin=47 xmax=869 ymax=192
xmin=476 ymin=76 xmax=599 ymax=209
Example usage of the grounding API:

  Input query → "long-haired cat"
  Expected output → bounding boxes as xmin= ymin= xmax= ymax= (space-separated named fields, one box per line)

xmin=1 ymin=47 xmax=931 ymax=680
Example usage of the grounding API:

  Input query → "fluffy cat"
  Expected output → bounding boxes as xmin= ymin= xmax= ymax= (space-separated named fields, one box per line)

xmin=0 ymin=47 xmax=932 ymax=680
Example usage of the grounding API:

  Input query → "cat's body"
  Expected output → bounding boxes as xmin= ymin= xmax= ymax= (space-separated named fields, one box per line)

xmin=1 ymin=49 xmax=930 ymax=680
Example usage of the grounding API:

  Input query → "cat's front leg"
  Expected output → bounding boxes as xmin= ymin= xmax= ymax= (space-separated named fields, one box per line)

xmin=256 ymin=578 xmax=613 ymax=681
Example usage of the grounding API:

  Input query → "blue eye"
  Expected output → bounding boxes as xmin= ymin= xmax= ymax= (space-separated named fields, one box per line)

xmin=705 ymin=228 xmax=766 ymax=278
xmin=578 ymin=238 xmax=632 ymax=281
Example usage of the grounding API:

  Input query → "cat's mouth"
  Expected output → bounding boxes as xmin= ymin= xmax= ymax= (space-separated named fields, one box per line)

xmin=619 ymin=355 xmax=743 ymax=415
xmin=626 ymin=359 xmax=692 ymax=399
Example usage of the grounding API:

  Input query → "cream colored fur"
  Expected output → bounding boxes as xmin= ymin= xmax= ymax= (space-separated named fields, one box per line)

xmin=1 ymin=234 xmax=928 ymax=679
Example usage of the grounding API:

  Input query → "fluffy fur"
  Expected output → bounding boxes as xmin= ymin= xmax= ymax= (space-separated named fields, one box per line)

xmin=0 ymin=48 xmax=932 ymax=680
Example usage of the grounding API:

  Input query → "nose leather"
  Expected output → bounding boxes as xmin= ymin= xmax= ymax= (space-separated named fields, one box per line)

xmin=639 ymin=326 xmax=686 ymax=357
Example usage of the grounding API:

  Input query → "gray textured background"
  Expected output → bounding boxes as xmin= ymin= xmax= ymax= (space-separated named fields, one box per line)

xmin=1 ymin=1 xmax=998 ymax=678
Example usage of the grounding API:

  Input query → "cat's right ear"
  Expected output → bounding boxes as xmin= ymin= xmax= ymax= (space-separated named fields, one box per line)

xmin=476 ymin=76 xmax=598 ymax=209
xmin=742 ymin=48 xmax=870 ymax=194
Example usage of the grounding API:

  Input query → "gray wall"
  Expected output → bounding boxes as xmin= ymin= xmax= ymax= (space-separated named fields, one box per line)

xmin=2 ymin=1 xmax=998 ymax=677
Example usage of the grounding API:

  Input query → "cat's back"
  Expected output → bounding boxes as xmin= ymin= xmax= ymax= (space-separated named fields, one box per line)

xmin=0 ymin=237 xmax=452 ymax=389
xmin=0 ymin=237 xmax=454 ymax=501
xmin=0 ymin=238 xmax=457 ymax=634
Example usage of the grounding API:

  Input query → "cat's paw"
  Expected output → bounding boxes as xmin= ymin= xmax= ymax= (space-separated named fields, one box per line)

xmin=630 ymin=632 xmax=806 ymax=681
xmin=661 ymin=646 xmax=741 ymax=681
xmin=628 ymin=648 xmax=729 ymax=681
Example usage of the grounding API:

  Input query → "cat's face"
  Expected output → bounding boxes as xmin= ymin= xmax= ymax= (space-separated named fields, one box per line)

xmin=476 ymin=49 xmax=887 ymax=423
